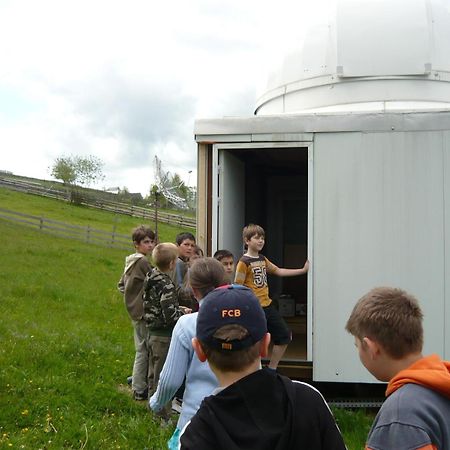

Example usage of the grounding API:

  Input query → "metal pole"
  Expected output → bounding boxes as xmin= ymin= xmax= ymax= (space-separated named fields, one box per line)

xmin=154 ymin=190 xmax=159 ymax=242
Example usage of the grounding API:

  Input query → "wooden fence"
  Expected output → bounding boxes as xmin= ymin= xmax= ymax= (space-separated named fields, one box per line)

xmin=92 ymin=198 xmax=196 ymax=229
xmin=0 ymin=177 xmax=196 ymax=229
xmin=0 ymin=207 xmax=132 ymax=251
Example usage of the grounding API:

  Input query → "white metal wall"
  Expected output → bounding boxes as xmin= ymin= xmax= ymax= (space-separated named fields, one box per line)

xmin=211 ymin=146 xmax=246 ymax=259
xmin=312 ymin=130 xmax=448 ymax=382
xmin=444 ymin=130 xmax=450 ymax=359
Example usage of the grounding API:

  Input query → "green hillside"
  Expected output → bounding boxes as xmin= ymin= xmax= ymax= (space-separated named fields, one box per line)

xmin=0 ymin=187 xmax=186 ymax=243
xmin=0 ymin=219 xmax=174 ymax=448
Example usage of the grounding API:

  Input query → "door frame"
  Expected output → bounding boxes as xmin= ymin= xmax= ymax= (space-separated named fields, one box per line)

xmin=211 ymin=141 xmax=314 ymax=361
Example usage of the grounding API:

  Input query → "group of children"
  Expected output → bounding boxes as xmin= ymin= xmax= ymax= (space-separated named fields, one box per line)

xmin=117 ymin=231 xmax=233 ymax=386
xmin=118 ymin=223 xmax=450 ymax=450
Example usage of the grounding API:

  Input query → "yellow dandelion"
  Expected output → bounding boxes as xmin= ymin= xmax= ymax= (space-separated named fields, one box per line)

xmin=21 ymin=409 xmax=29 ymax=416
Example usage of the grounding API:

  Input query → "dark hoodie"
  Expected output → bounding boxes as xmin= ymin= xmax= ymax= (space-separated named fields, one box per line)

xmin=117 ymin=253 xmax=152 ymax=320
xmin=180 ymin=368 xmax=346 ymax=450
xmin=366 ymin=354 xmax=450 ymax=450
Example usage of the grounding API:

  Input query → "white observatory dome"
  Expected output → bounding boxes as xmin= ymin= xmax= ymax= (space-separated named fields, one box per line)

xmin=255 ymin=0 xmax=450 ymax=115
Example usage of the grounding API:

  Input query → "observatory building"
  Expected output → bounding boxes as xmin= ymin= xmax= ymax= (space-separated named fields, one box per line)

xmin=194 ymin=0 xmax=450 ymax=383
xmin=256 ymin=0 xmax=450 ymax=114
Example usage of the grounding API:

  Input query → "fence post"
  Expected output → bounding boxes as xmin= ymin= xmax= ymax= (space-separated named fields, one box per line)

xmin=111 ymin=216 xmax=118 ymax=248
xmin=154 ymin=191 xmax=159 ymax=241
xmin=86 ymin=225 xmax=91 ymax=243
xmin=39 ymin=217 xmax=44 ymax=230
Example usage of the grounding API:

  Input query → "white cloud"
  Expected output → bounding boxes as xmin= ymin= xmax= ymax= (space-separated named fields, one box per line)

xmin=0 ymin=0 xmax=335 ymax=195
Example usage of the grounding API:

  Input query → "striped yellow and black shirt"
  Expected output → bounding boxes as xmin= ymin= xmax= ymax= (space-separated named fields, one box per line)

xmin=234 ymin=254 xmax=277 ymax=307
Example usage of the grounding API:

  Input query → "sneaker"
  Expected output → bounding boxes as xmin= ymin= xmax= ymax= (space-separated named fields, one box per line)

xmin=126 ymin=375 xmax=132 ymax=386
xmin=171 ymin=398 xmax=182 ymax=414
xmin=133 ymin=389 xmax=148 ymax=401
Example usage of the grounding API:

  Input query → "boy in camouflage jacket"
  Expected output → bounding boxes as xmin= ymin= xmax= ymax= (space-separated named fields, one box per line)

xmin=143 ymin=243 xmax=191 ymax=417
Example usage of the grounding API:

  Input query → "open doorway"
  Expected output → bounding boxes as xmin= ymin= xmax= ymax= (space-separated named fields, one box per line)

xmin=214 ymin=144 xmax=310 ymax=363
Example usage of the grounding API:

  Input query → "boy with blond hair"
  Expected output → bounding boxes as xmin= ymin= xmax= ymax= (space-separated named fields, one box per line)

xmin=346 ymin=287 xmax=450 ymax=450
xmin=180 ymin=285 xmax=346 ymax=450
xmin=143 ymin=243 xmax=190 ymax=409
xmin=117 ymin=225 xmax=156 ymax=401
xmin=234 ymin=224 xmax=309 ymax=369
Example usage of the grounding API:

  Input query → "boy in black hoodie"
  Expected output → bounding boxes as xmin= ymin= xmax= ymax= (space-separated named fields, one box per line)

xmin=180 ymin=285 xmax=346 ymax=450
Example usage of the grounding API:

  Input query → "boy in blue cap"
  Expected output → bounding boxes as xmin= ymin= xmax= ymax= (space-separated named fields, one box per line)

xmin=180 ymin=285 xmax=345 ymax=450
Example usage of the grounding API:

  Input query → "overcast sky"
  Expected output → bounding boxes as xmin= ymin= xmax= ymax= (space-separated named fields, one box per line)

xmin=0 ymin=0 xmax=334 ymax=196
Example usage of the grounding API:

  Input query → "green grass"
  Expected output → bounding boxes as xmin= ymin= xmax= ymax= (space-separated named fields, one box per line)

xmin=1 ymin=173 xmax=196 ymax=218
xmin=0 ymin=219 xmax=176 ymax=449
xmin=0 ymin=187 xmax=190 ymax=242
xmin=333 ymin=408 xmax=375 ymax=449
xmin=0 ymin=188 xmax=375 ymax=449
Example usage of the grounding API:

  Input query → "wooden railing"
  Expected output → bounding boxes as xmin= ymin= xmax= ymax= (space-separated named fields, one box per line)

xmin=91 ymin=198 xmax=196 ymax=229
xmin=0 ymin=207 xmax=132 ymax=251
xmin=0 ymin=177 xmax=196 ymax=229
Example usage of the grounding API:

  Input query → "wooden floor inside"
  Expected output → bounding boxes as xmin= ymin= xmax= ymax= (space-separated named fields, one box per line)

xmin=268 ymin=316 xmax=308 ymax=361
xmin=284 ymin=331 xmax=307 ymax=360
xmin=265 ymin=316 xmax=311 ymax=379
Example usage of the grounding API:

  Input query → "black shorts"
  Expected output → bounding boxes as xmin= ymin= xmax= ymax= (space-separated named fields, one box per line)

xmin=263 ymin=304 xmax=292 ymax=345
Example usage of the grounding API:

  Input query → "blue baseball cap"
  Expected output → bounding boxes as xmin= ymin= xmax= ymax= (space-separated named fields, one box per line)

xmin=196 ymin=285 xmax=267 ymax=351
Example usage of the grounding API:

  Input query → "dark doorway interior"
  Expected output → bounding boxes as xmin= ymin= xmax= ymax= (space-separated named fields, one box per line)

xmin=227 ymin=146 xmax=309 ymax=361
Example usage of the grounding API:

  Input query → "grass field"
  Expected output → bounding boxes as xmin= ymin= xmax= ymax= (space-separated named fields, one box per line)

xmin=0 ymin=174 xmax=196 ymax=219
xmin=0 ymin=188 xmax=188 ymax=242
xmin=0 ymin=218 xmax=175 ymax=449
xmin=0 ymin=188 xmax=374 ymax=449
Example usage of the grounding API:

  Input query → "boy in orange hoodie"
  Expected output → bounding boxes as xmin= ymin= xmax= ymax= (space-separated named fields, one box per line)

xmin=346 ymin=287 xmax=450 ymax=450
